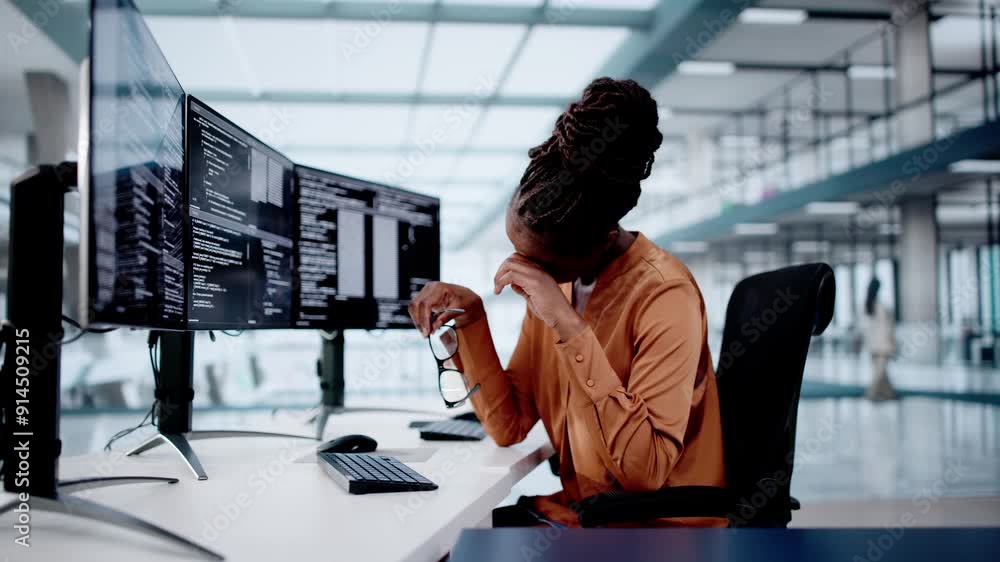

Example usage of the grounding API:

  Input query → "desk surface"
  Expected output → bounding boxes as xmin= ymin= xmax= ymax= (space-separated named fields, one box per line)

xmin=451 ymin=528 xmax=1000 ymax=562
xmin=1 ymin=411 xmax=553 ymax=562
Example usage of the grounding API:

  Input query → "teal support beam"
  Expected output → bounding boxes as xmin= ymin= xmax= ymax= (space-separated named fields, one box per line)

xmin=452 ymin=0 xmax=752 ymax=249
xmin=278 ymin=144 xmax=526 ymax=156
xmin=194 ymin=89 xmax=573 ymax=108
xmin=597 ymin=0 xmax=756 ymax=85
xmin=133 ymin=0 xmax=653 ymax=29
xmin=654 ymin=120 xmax=1000 ymax=244
xmin=10 ymin=0 xmax=89 ymax=63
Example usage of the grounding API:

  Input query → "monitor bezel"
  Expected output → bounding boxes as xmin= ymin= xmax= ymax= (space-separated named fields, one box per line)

xmin=80 ymin=0 xmax=188 ymax=331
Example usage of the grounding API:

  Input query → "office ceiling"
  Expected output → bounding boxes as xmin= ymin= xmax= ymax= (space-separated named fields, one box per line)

xmin=1 ymin=0 xmax=998 ymax=252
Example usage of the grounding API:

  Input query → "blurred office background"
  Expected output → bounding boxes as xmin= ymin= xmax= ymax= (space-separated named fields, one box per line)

xmin=1 ymin=0 xmax=999 ymax=511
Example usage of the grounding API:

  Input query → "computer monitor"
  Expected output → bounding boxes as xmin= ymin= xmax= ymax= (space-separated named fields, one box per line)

xmin=185 ymin=96 xmax=296 ymax=330
xmin=369 ymin=178 xmax=441 ymax=328
xmin=80 ymin=0 xmax=186 ymax=330
xmin=293 ymin=165 xmax=440 ymax=330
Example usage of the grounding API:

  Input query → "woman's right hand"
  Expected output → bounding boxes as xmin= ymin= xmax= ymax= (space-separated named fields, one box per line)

xmin=408 ymin=282 xmax=484 ymax=337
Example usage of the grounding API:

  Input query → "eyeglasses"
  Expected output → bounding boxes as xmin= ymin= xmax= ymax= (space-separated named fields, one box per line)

xmin=428 ymin=311 xmax=480 ymax=408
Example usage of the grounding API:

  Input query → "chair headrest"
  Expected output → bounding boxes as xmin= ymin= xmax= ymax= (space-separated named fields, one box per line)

xmin=812 ymin=265 xmax=835 ymax=336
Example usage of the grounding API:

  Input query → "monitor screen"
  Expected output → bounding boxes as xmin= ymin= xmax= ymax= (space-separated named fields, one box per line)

xmin=370 ymin=180 xmax=441 ymax=329
xmin=186 ymin=97 xmax=296 ymax=329
xmin=294 ymin=166 xmax=440 ymax=330
xmin=82 ymin=0 xmax=186 ymax=329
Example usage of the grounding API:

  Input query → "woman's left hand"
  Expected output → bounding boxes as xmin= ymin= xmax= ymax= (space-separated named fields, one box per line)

xmin=493 ymin=254 xmax=586 ymax=341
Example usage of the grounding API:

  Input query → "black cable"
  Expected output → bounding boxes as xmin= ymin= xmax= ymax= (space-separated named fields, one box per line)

xmin=59 ymin=314 xmax=117 ymax=345
xmin=103 ymin=333 xmax=161 ymax=451
xmin=59 ymin=329 xmax=88 ymax=346
xmin=220 ymin=330 xmax=243 ymax=337
xmin=61 ymin=314 xmax=117 ymax=333
xmin=103 ymin=403 xmax=155 ymax=452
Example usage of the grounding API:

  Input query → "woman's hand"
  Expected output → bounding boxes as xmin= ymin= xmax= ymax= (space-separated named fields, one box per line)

xmin=408 ymin=282 xmax=485 ymax=337
xmin=493 ymin=254 xmax=586 ymax=342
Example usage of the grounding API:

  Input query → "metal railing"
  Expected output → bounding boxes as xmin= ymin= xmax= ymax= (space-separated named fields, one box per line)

xmin=637 ymin=4 xmax=1000 ymax=233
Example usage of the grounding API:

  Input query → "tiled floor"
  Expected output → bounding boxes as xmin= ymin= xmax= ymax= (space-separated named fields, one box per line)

xmin=805 ymin=354 xmax=1000 ymax=396
xmin=503 ymin=397 xmax=1000 ymax=506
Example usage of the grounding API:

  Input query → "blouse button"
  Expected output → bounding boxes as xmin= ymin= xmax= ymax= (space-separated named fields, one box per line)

xmin=575 ymin=354 xmax=584 ymax=363
xmin=586 ymin=379 xmax=595 ymax=388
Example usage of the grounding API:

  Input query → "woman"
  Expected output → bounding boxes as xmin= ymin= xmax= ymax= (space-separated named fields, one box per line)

xmin=409 ymin=78 xmax=725 ymax=527
xmin=864 ymin=278 xmax=898 ymax=401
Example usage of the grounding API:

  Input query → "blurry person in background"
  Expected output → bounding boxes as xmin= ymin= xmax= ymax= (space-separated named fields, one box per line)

xmin=864 ymin=277 xmax=898 ymax=401
xmin=409 ymin=78 xmax=725 ymax=527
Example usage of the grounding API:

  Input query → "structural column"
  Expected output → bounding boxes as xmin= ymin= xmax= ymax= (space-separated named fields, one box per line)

xmin=892 ymin=0 xmax=934 ymax=149
xmin=898 ymin=196 xmax=940 ymax=362
xmin=891 ymin=1 xmax=940 ymax=362
xmin=25 ymin=71 xmax=80 ymax=317
xmin=686 ymin=131 xmax=716 ymax=198
xmin=25 ymin=71 xmax=73 ymax=164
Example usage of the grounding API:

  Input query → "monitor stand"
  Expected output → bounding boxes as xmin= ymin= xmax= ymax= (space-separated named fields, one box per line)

xmin=311 ymin=330 xmax=444 ymax=440
xmin=313 ymin=330 xmax=346 ymax=440
xmin=0 ymin=163 xmax=222 ymax=560
xmin=125 ymin=331 xmax=318 ymax=480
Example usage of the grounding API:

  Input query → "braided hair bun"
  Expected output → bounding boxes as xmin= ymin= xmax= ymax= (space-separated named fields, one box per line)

xmin=513 ymin=77 xmax=663 ymax=251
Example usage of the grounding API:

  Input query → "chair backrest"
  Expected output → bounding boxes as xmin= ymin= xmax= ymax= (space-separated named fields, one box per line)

xmin=715 ymin=263 xmax=835 ymax=527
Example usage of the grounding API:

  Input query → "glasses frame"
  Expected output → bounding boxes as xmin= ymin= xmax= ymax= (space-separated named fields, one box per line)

xmin=428 ymin=322 xmax=480 ymax=408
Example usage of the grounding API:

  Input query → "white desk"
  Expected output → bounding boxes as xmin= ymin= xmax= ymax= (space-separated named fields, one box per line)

xmin=0 ymin=411 xmax=554 ymax=561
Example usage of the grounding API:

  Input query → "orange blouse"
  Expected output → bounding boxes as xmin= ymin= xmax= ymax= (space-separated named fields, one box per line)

xmin=455 ymin=233 xmax=726 ymax=526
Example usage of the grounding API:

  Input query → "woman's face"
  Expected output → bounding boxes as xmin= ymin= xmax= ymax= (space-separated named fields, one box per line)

xmin=504 ymin=206 xmax=610 ymax=284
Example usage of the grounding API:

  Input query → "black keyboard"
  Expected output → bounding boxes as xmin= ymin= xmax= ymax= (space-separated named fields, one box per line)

xmin=419 ymin=419 xmax=486 ymax=441
xmin=318 ymin=452 xmax=438 ymax=494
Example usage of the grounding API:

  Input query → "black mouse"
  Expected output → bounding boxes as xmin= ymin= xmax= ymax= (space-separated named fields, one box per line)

xmin=317 ymin=434 xmax=378 ymax=454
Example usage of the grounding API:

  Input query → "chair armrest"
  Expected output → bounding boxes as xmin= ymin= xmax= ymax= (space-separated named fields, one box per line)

xmin=577 ymin=486 xmax=732 ymax=527
xmin=790 ymin=496 xmax=801 ymax=510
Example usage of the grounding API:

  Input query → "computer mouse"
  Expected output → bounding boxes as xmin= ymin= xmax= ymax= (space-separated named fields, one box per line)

xmin=317 ymin=434 xmax=378 ymax=454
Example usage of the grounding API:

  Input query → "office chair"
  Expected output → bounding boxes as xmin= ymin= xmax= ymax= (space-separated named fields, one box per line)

xmin=568 ymin=263 xmax=835 ymax=527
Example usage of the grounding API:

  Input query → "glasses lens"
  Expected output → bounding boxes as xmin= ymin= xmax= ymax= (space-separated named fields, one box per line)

xmin=439 ymin=369 xmax=471 ymax=403
xmin=429 ymin=326 xmax=458 ymax=360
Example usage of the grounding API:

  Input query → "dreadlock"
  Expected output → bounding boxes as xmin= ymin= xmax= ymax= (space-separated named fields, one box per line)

xmin=512 ymin=77 xmax=663 ymax=254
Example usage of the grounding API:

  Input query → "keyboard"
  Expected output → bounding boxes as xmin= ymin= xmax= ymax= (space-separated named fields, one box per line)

xmin=419 ymin=419 xmax=486 ymax=441
xmin=318 ymin=452 xmax=438 ymax=494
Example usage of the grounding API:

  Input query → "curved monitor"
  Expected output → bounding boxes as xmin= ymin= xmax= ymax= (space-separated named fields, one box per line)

xmin=294 ymin=165 xmax=440 ymax=330
xmin=80 ymin=0 xmax=186 ymax=330
xmin=185 ymin=96 xmax=296 ymax=330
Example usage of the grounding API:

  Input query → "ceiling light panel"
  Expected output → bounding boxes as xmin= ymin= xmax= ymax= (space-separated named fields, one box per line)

xmin=501 ymin=26 xmax=631 ymax=96
xmin=422 ymin=23 xmax=528 ymax=95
